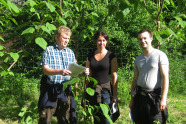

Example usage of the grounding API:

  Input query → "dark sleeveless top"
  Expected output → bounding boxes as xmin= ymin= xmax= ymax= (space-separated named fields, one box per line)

xmin=87 ymin=51 xmax=116 ymax=84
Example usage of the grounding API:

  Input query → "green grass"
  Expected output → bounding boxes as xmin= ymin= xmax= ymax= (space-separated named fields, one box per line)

xmin=166 ymin=95 xmax=186 ymax=124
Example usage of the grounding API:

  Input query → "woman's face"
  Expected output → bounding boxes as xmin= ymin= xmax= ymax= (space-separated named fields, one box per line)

xmin=96 ymin=36 xmax=108 ymax=50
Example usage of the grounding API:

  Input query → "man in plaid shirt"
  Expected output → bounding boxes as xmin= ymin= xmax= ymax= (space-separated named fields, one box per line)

xmin=38 ymin=25 xmax=77 ymax=124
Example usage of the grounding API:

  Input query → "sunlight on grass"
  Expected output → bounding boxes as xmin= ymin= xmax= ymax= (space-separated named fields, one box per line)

xmin=166 ymin=95 xmax=186 ymax=124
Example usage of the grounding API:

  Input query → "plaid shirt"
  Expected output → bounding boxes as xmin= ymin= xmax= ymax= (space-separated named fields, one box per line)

xmin=40 ymin=43 xmax=76 ymax=84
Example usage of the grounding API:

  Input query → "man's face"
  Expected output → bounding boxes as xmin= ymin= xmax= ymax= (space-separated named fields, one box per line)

xmin=56 ymin=32 xmax=70 ymax=48
xmin=137 ymin=32 xmax=152 ymax=49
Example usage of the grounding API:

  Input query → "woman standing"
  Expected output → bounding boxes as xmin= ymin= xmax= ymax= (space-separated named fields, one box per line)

xmin=85 ymin=30 xmax=118 ymax=124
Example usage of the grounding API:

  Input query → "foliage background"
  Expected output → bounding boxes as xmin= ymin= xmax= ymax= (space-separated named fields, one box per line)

xmin=0 ymin=0 xmax=185 ymax=123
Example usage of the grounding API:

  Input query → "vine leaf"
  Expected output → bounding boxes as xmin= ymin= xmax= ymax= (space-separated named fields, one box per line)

xmin=100 ymin=103 xmax=113 ymax=124
xmin=63 ymin=78 xmax=80 ymax=91
xmin=10 ymin=52 xmax=19 ymax=61
xmin=35 ymin=37 xmax=47 ymax=50
xmin=86 ymin=88 xmax=95 ymax=96
xmin=21 ymin=27 xmax=35 ymax=35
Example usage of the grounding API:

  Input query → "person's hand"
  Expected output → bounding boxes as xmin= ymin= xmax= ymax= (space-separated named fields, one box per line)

xmin=61 ymin=69 xmax=72 ymax=76
xmin=84 ymin=68 xmax=89 ymax=76
xmin=112 ymin=96 xmax=118 ymax=106
xmin=160 ymin=98 xmax=167 ymax=111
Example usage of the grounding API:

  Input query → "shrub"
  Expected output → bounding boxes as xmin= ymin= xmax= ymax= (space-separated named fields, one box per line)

xmin=0 ymin=73 xmax=40 ymax=105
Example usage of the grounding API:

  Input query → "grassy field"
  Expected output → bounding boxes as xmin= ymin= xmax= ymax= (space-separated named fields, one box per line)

xmin=0 ymin=94 xmax=185 ymax=124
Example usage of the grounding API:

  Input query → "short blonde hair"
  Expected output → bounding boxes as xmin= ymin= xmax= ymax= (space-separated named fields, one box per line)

xmin=57 ymin=25 xmax=72 ymax=36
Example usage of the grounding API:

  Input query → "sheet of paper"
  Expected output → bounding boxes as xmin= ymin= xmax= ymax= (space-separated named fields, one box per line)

xmin=67 ymin=63 xmax=86 ymax=77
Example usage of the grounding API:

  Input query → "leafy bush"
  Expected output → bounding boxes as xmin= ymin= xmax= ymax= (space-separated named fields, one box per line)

xmin=168 ymin=56 xmax=186 ymax=96
xmin=0 ymin=73 xmax=40 ymax=123
xmin=0 ymin=73 xmax=40 ymax=104
xmin=117 ymin=68 xmax=133 ymax=106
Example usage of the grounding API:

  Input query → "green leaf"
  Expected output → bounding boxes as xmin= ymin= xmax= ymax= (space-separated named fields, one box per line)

xmin=91 ymin=12 xmax=99 ymax=17
xmin=41 ymin=25 xmax=51 ymax=35
xmin=174 ymin=17 xmax=185 ymax=28
xmin=26 ymin=116 xmax=32 ymax=123
xmin=30 ymin=7 xmax=36 ymax=12
xmin=8 ymin=71 xmax=14 ymax=76
xmin=100 ymin=103 xmax=109 ymax=114
xmin=10 ymin=52 xmax=19 ymax=61
xmin=36 ymin=12 xmax=40 ymax=19
xmin=82 ymin=110 xmax=86 ymax=116
xmin=21 ymin=27 xmax=35 ymax=35
xmin=18 ymin=111 xmax=26 ymax=117
xmin=86 ymin=88 xmax=95 ymax=96
xmin=45 ymin=2 xmax=55 ymax=12
xmin=7 ymin=1 xmax=20 ymax=13
xmin=88 ymin=77 xmax=98 ymax=86
xmin=170 ymin=0 xmax=175 ymax=7
xmin=166 ymin=28 xmax=178 ymax=38
xmin=100 ymin=103 xmax=113 ymax=124
xmin=57 ymin=17 xmax=67 ymax=25
xmin=24 ymin=0 xmax=37 ymax=7
xmin=75 ymin=5 xmax=79 ymax=12
xmin=123 ymin=8 xmax=130 ymax=16
xmin=0 ymin=52 xmax=4 ymax=57
xmin=0 ymin=36 xmax=4 ymax=42
xmin=46 ymin=22 xmax=56 ymax=31
xmin=0 ymin=45 xmax=4 ymax=50
xmin=21 ymin=107 xmax=27 ymax=112
xmin=35 ymin=37 xmax=47 ymax=50
xmin=10 ymin=17 xmax=18 ymax=25
xmin=165 ymin=0 xmax=170 ymax=4
xmin=1 ymin=0 xmax=9 ymax=9
xmin=3 ymin=55 xmax=9 ymax=62
xmin=88 ymin=107 xmax=93 ymax=115
xmin=0 ymin=71 xmax=8 ymax=76
xmin=0 ymin=20 xmax=3 ymax=26
xmin=88 ymin=26 xmax=94 ymax=31
xmin=155 ymin=34 xmax=163 ymax=43
xmin=63 ymin=78 xmax=80 ymax=91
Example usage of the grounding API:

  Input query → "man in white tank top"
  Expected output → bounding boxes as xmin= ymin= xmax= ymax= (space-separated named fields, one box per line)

xmin=129 ymin=29 xmax=169 ymax=124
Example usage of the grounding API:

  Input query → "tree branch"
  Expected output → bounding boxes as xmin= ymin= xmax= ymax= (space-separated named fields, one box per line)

xmin=143 ymin=0 xmax=148 ymax=11
xmin=60 ymin=0 xmax=64 ymax=17
xmin=0 ymin=59 xmax=18 ymax=81
xmin=156 ymin=0 xmax=165 ymax=49
xmin=157 ymin=0 xmax=165 ymax=31
xmin=8 ymin=60 xmax=18 ymax=70
xmin=159 ymin=24 xmax=180 ymax=46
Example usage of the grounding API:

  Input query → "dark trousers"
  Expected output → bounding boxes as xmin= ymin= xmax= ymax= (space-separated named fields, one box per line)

xmin=38 ymin=95 xmax=71 ymax=124
xmin=132 ymin=93 xmax=167 ymax=124
xmin=94 ymin=90 xmax=111 ymax=124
